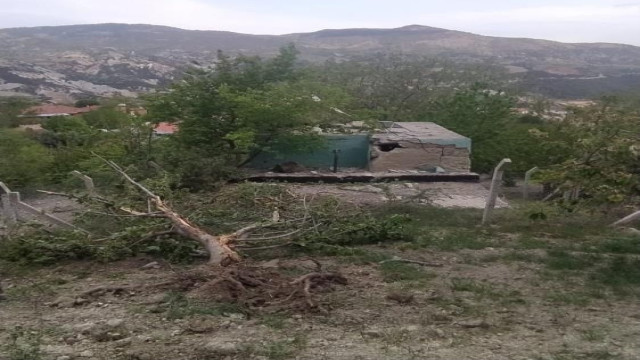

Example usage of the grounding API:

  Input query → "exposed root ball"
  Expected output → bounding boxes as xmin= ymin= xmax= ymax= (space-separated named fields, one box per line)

xmin=179 ymin=264 xmax=348 ymax=313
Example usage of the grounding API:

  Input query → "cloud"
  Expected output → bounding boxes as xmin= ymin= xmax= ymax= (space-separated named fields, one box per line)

xmin=419 ymin=4 xmax=640 ymax=24
xmin=0 ymin=0 xmax=639 ymax=45
xmin=0 ymin=0 xmax=361 ymax=34
xmin=413 ymin=4 xmax=640 ymax=44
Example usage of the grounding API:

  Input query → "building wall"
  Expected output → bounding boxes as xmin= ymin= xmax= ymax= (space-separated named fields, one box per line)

xmin=247 ymin=134 xmax=371 ymax=170
xmin=370 ymin=141 xmax=471 ymax=172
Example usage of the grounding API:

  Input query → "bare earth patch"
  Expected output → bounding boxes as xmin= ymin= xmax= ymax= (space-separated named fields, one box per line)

xmin=292 ymin=182 xmax=508 ymax=209
xmin=1 ymin=251 xmax=638 ymax=360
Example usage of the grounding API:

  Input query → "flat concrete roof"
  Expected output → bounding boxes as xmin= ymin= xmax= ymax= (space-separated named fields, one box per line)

xmin=373 ymin=122 xmax=471 ymax=150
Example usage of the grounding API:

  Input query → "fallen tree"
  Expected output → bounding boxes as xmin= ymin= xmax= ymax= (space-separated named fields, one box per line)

xmin=95 ymin=155 xmax=290 ymax=266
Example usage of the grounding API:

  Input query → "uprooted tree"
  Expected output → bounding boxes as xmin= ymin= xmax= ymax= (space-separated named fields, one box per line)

xmin=86 ymin=154 xmax=301 ymax=266
xmin=22 ymin=156 xmax=364 ymax=312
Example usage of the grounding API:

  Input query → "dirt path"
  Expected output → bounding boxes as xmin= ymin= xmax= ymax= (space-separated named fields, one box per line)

xmin=292 ymin=182 xmax=509 ymax=209
xmin=1 ymin=250 xmax=637 ymax=360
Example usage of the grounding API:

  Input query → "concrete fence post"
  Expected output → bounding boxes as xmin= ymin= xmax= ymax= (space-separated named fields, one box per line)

xmin=0 ymin=182 xmax=17 ymax=226
xmin=523 ymin=166 xmax=539 ymax=200
xmin=482 ymin=158 xmax=512 ymax=225
xmin=71 ymin=170 xmax=95 ymax=196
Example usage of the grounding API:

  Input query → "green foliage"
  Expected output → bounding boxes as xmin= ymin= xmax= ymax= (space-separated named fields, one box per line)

xmin=145 ymin=45 xmax=348 ymax=188
xmin=161 ymin=292 xmax=246 ymax=320
xmin=536 ymin=99 xmax=640 ymax=206
xmin=379 ymin=261 xmax=435 ymax=283
xmin=411 ymin=229 xmax=494 ymax=251
xmin=591 ymin=236 xmax=640 ymax=254
xmin=302 ymin=213 xmax=412 ymax=246
xmin=74 ymin=98 xmax=100 ymax=107
xmin=142 ymin=236 xmax=200 ymax=264
xmin=0 ymin=97 xmax=33 ymax=128
xmin=40 ymin=116 xmax=93 ymax=147
xmin=545 ymin=250 xmax=599 ymax=271
xmin=260 ymin=336 xmax=307 ymax=360
xmin=81 ymin=107 xmax=131 ymax=129
xmin=0 ymin=230 xmax=95 ymax=265
xmin=592 ymin=256 xmax=640 ymax=291
xmin=259 ymin=314 xmax=289 ymax=329
xmin=316 ymin=55 xmax=506 ymax=122
xmin=0 ymin=129 xmax=54 ymax=188
xmin=545 ymin=291 xmax=592 ymax=306
xmin=4 ymin=326 xmax=42 ymax=360
xmin=426 ymin=84 xmax=544 ymax=173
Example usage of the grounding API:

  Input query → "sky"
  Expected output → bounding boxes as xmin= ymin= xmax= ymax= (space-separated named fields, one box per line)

xmin=0 ymin=0 xmax=639 ymax=46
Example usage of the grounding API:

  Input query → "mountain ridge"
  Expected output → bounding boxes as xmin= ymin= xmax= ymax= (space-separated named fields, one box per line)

xmin=1 ymin=23 xmax=639 ymax=102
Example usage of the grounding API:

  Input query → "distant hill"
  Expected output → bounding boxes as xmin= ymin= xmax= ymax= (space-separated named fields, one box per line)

xmin=1 ymin=23 xmax=640 ymax=101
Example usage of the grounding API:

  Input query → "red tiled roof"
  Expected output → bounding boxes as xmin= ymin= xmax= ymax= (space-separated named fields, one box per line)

xmin=154 ymin=122 xmax=179 ymax=134
xmin=24 ymin=104 xmax=100 ymax=116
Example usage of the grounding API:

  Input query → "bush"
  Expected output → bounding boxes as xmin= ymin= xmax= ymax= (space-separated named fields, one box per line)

xmin=0 ymin=230 xmax=95 ymax=265
xmin=302 ymin=213 xmax=412 ymax=246
xmin=0 ymin=130 xmax=54 ymax=188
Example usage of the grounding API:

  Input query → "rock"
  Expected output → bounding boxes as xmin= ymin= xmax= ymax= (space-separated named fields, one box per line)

xmin=84 ymin=319 xmax=129 ymax=341
xmin=142 ymin=293 xmax=167 ymax=305
xmin=123 ymin=350 xmax=153 ymax=360
xmin=312 ymin=339 xmax=330 ymax=347
xmin=362 ymin=328 xmax=383 ymax=338
xmin=106 ymin=318 xmax=125 ymax=328
xmin=42 ymin=345 xmax=74 ymax=355
xmin=79 ymin=350 xmax=94 ymax=357
xmin=136 ymin=335 xmax=153 ymax=342
xmin=56 ymin=356 xmax=71 ymax=360
xmin=115 ymin=337 xmax=132 ymax=347
xmin=401 ymin=325 xmax=420 ymax=332
xmin=49 ymin=296 xmax=74 ymax=307
xmin=458 ymin=320 xmax=490 ymax=329
xmin=73 ymin=297 xmax=90 ymax=306
xmin=386 ymin=291 xmax=414 ymax=304
xmin=226 ymin=313 xmax=245 ymax=321
xmin=63 ymin=335 xmax=79 ymax=345
xmin=202 ymin=341 xmax=240 ymax=356
xmin=258 ymin=259 xmax=280 ymax=269
xmin=141 ymin=261 xmax=161 ymax=269
xmin=73 ymin=322 xmax=98 ymax=335
xmin=326 ymin=334 xmax=340 ymax=341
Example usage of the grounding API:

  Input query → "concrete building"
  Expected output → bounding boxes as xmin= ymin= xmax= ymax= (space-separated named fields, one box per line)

xmin=247 ymin=122 xmax=472 ymax=173
xmin=370 ymin=122 xmax=471 ymax=172
xmin=21 ymin=104 xmax=99 ymax=119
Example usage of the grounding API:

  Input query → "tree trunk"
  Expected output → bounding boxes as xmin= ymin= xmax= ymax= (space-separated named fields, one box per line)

xmin=151 ymin=198 xmax=240 ymax=265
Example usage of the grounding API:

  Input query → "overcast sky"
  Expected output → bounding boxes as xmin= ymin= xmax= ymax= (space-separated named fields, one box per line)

xmin=1 ymin=0 xmax=639 ymax=45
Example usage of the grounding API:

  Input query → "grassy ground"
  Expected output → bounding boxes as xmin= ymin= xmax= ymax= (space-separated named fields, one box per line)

xmin=1 ymin=194 xmax=639 ymax=360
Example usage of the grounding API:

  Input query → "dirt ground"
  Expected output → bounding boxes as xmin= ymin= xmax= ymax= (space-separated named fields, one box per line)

xmin=1 ymin=246 xmax=638 ymax=360
xmin=292 ymin=182 xmax=509 ymax=209
xmin=2 ymin=183 xmax=638 ymax=360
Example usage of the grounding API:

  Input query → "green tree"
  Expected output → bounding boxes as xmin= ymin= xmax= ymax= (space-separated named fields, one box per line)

xmin=537 ymin=98 xmax=640 ymax=205
xmin=82 ymin=107 xmax=131 ymax=130
xmin=75 ymin=98 xmax=100 ymax=107
xmin=0 ymin=130 xmax=54 ymax=187
xmin=146 ymin=45 xmax=348 ymax=187
xmin=315 ymin=55 xmax=507 ymax=122
xmin=426 ymin=85 xmax=522 ymax=173
xmin=0 ymin=97 xmax=33 ymax=128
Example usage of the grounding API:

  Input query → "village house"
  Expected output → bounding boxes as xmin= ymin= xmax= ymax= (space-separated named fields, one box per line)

xmin=248 ymin=122 xmax=472 ymax=174
xmin=138 ymin=120 xmax=473 ymax=174
xmin=20 ymin=104 xmax=100 ymax=119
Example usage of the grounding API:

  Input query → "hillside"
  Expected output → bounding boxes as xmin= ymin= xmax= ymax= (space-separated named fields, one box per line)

xmin=1 ymin=23 xmax=640 ymax=101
